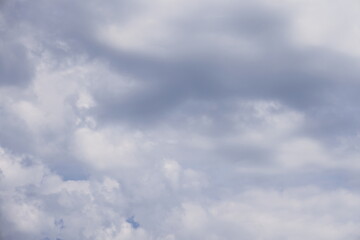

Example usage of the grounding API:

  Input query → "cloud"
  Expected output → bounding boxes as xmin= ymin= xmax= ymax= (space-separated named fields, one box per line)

xmin=0 ymin=41 xmax=34 ymax=87
xmin=1 ymin=0 xmax=360 ymax=239
xmin=57 ymin=0 xmax=359 ymax=146
xmin=0 ymin=2 xmax=36 ymax=87
xmin=2 ymin=147 xmax=360 ymax=240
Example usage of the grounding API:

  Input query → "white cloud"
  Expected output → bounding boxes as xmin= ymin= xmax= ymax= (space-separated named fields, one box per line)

xmin=278 ymin=0 xmax=360 ymax=57
xmin=2 ymin=0 xmax=360 ymax=239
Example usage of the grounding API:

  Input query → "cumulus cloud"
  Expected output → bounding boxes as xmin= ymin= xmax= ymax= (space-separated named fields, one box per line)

xmin=1 ymin=0 xmax=360 ymax=239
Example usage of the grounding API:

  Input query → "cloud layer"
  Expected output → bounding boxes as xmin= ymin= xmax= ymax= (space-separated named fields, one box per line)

xmin=1 ymin=0 xmax=360 ymax=239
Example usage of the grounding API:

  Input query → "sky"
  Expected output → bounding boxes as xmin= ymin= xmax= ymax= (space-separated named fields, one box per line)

xmin=1 ymin=0 xmax=360 ymax=239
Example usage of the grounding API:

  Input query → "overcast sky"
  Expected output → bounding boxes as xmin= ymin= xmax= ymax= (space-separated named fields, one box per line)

xmin=1 ymin=0 xmax=360 ymax=239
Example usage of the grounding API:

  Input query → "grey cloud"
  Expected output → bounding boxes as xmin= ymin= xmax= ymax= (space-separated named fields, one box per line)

xmin=2 ymin=0 xmax=137 ymax=47
xmin=0 ymin=40 xmax=34 ymax=87
xmin=85 ymin=12 xmax=360 ymax=149
xmin=3 ymin=0 xmax=359 ymax=136
xmin=3 ymin=0 xmax=339 ymax=123
xmin=0 ymin=0 xmax=357 ymax=170
xmin=0 ymin=2 xmax=35 ymax=87
xmin=2 ymin=0 xmax=360 ymax=239
xmin=0 ymin=107 xmax=34 ymax=153
xmin=71 ymin=4 xmax=353 ymax=134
